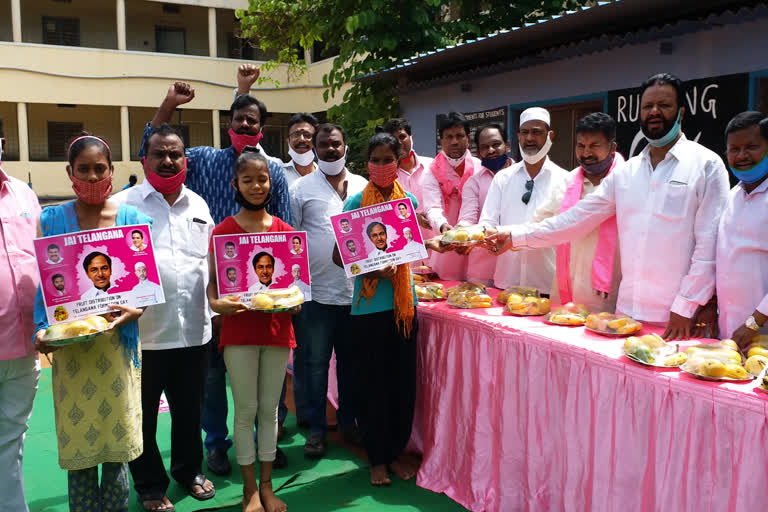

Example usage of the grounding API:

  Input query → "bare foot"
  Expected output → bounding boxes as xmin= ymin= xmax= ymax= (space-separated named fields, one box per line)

xmin=191 ymin=476 xmax=215 ymax=498
xmin=259 ymin=482 xmax=287 ymax=512
xmin=370 ymin=464 xmax=391 ymax=486
xmin=142 ymin=496 xmax=174 ymax=511
xmin=389 ymin=458 xmax=416 ymax=481
xmin=243 ymin=486 xmax=265 ymax=512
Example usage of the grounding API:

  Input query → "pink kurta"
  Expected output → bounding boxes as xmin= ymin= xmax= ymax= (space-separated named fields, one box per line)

xmin=398 ymin=153 xmax=435 ymax=267
xmin=422 ymin=156 xmax=482 ymax=281
xmin=458 ymin=166 xmax=497 ymax=286
xmin=0 ymin=168 xmax=42 ymax=360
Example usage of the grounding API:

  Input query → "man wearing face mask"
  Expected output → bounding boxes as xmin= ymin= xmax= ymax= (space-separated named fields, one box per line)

xmin=422 ymin=112 xmax=481 ymax=280
xmin=289 ymin=123 xmax=367 ymax=458
xmin=381 ymin=119 xmax=434 ymax=264
xmin=490 ymin=73 xmax=729 ymax=340
xmin=113 ymin=124 xmax=218 ymax=505
xmin=283 ymin=113 xmax=319 ymax=187
xmin=717 ymin=111 xmax=768 ymax=349
xmin=456 ymin=123 xmax=514 ymax=286
xmin=532 ymin=113 xmax=624 ymax=312
xmin=141 ymin=69 xmax=293 ymax=475
xmin=480 ymin=107 xmax=569 ymax=292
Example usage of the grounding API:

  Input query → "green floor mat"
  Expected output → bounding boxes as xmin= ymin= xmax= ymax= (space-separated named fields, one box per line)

xmin=23 ymin=368 xmax=467 ymax=511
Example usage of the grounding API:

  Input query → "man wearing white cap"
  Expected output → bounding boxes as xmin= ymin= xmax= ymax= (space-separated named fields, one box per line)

xmin=291 ymin=264 xmax=311 ymax=297
xmin=489 ymin=73 xmax=729 ymax=340
xmin=480 ymin=106 xmax=569 ymax=292
xmin=132 ymin=261 xmax=164 ymax=307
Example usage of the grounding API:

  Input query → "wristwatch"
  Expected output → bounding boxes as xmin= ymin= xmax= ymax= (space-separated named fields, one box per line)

xmin=746 ymin=315 xmax=761 ymax=332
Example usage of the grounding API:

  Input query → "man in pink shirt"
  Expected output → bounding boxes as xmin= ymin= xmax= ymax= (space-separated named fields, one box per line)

xmin=422 ymin=112 xmax=482 ymax=280
xmin=381 ymin=118 xmax=434 ymax=266
xmin=457 ymin=123 xmax=513 ymax=285
xmin=0 ymin=119 xmax=42 ymax=512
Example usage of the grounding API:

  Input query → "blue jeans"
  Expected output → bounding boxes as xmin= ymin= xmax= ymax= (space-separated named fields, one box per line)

xmin=300 ymin=301 xmax=357 ymax=436
xmin=202 ymin=326 xmax=288 ymax=452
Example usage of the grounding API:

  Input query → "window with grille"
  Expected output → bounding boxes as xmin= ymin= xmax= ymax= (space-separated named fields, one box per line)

xmin=156 ymin=26 xmax=185 ymax=54
xmin=42 ymin=16 xmax=80 ymax=46
xmin=47 ymin=122 xmax=83 ymax=161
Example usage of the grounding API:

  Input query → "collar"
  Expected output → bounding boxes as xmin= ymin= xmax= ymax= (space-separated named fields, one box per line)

xmin=399 ymin=153 xmax=425 ymax=175
xmin=512 ymin=158 xmax=550 ymax=181
xmin=739 ymin=177 xmax=768 ymax=197
xmin=641 ymin=133 xmax=688 ymax=163
xmin=139 ymin=180 xmax=188 ymax=204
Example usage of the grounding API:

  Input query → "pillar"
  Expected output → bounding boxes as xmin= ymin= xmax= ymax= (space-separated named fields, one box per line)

xmin=11 ymin=0 xmax=22 ymax=43
xmin=120 ymin=106 xmax=130 ymax=161
xmin=208 ymin=7 xmax=217 ymax=57
xmin=116 ymin=0 xmax=127 ymax=51
xmin=212 ymin=110 xmax=221 ymax=149
xmin=17 ymin=103 xmax=28 ymax=162
xmin=304 ymin=48 xmax=313 ymax=65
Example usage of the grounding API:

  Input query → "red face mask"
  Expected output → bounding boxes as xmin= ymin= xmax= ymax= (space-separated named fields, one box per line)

xmin=69 ymin=172 xmax=113 ymax=205
xmin=228 ymin=128 xmax=264 ymax=155
xmin=142 ymin=157 xmax=188 ymax=195
xmin=368 ymin=161 xmax=398 ymax=188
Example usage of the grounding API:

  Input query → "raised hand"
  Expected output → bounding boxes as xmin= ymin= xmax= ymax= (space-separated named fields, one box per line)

xmin=211 ymin=295 xmax=250 ymax=316
xmin=237 ymin=64 xmax=260 ymax=93
xmin=165 ymin=81 xmax=195 ymax=107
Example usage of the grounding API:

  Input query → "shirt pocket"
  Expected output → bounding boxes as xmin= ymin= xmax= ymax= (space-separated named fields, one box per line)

xmin=4 ymin=216 xmax=37 ymax=257
xmin=184 ymin=221 xmax=211 ymax=258
xmin=654 ymin=181 xmax=689 ymax=220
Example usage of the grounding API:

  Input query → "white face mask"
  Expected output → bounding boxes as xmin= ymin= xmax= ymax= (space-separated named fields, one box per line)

xmin=519 ymin=133 xmax=553 ymax=165
xmin=289 ymin=146 xmax=315 ymax=167
xmin=441 ymin=150 xmax=466 ymax=168
xmin=317 ymin=147 xmax=348 ymax=176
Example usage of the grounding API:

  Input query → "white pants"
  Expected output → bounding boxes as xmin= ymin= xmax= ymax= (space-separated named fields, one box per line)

xmin=0 ymin=354 xmax=40 ymax=512
xmin=223 ymin=345 xmax=289 ymax=465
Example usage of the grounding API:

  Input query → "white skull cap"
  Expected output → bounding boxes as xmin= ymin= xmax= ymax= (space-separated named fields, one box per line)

xmin=519 ymin=107 xmax=551 ymax=128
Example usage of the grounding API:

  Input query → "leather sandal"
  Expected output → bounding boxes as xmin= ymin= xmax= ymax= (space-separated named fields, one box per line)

xmin=184 ymin=474 xmax=215 ymax=501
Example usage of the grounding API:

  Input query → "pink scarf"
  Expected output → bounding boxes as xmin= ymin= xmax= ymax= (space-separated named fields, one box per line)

xmin=430 ymin=150 xmax=476 ymax=210
xmin=556 ymin=153 xmax=624 ymax=304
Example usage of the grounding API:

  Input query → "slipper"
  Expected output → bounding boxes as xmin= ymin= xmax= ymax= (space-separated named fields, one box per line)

xmin=184 ymin=474 xmax=216 ymax=501
xmin=138 ymin=492 xmax=175 ymax=512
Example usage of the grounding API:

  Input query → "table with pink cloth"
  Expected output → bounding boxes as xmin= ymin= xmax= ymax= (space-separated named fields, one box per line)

xmin=403 ymin=281 xmax=768 ymax=512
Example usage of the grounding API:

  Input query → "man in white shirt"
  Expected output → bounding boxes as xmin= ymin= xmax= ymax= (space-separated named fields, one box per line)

xmin=80 ymin=251 xmax=114 ymax=300
xmin=113 ymin=124 xmax=215 ymax=509
xmin=132 ymin=261 xmax=164 ymax=307
xmin=339 ymin=219 xmax=352 ymax=233
xmin=491 ymin=73 xmax=729 ymax=339
xmin=367 ymin=222 xmax=389 ymax=255
xmin=479 ymin=107 xmax=569 ymax=293
xmin=422 ymin=112 xmax=481 ymax=280
xmin=222 ymin=242 xmax=237 ymax=260
xmin=458 ymin=123 xmax=513 ymax=286
xmin=291 ymin=264 xmax=311 ymax=297
xmin=290 ymin=123 xmax=367 ymax=458
xmin=283 ymin=113 xmax=319 ymax=187
xmin=402 ymin=228 xmax=425 ymax=256
xmin=717 ymin=111 xmax=768 ymax=347
xmin=248 ymin=252 xmax=275 ymax=292
xmin=45 ymin=244 xmax=63 ymax=265
xmin=346 ymin=239 xmax=359 ymax=257
xmin=532 ymin=113 xmax=624 ymax=312
xmin=52 ymin=274 xmax=66 ymax=296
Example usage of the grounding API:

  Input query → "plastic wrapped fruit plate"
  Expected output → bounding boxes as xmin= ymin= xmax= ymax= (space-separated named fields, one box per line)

xmin=251 ymin=285 xmax=304 ymax=313
xmin=44 ymin=316 xmax=111 ymax=347
xmin=586 ymin=312 xmax=642 ymax=337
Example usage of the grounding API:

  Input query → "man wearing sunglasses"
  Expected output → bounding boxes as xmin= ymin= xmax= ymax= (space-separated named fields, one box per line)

xmin=479 ymin=107 xmax=568 ymax=292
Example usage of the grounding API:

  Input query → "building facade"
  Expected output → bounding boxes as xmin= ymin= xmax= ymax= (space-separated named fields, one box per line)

xmin=0 ymin=0 xmax=337 ymax=199
xmin=379 ymin=1 xmax=768 ymax=172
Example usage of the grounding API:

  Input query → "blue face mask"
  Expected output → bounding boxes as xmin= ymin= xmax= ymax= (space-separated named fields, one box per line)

xmin=481 ymin=153 xmax=510 ymax=172
xmin=646 ymin=109 xmax=682 ymax=148
xmin=730 ymin=152 xmax=768 ymax=184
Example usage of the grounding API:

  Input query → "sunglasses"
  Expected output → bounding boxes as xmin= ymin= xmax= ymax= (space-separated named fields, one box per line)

xmin=521 ymin=179 xmax=534 ymax=204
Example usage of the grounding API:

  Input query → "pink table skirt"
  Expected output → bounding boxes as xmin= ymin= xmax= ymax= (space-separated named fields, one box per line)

xmin=411 ymin=284 xmax=768 ymax=512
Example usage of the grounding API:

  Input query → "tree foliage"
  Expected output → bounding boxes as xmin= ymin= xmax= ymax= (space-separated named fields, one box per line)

xmin=238 ymin=0 xmax=587 ymax=170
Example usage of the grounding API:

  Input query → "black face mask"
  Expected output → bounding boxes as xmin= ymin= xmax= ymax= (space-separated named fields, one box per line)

xmin=234 ymin=187 xmax=272 ymax=211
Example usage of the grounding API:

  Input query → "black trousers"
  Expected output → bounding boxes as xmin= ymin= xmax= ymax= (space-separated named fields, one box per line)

xmin=350 ymin=309 xmax=417 ymax=466
xmin=129 ymin=344 xmax=208 ymax=497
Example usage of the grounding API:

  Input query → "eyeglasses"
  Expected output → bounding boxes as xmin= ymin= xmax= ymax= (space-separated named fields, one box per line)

xmin=521 ymin=179 xmax=534 ymax=204
xmin=289 ymin=130 xmax=314 ymax=141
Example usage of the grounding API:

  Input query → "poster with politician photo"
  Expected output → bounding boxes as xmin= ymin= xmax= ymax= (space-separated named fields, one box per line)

xmin=331 ymin=198 xmax=428 ymax=278
xmin=212 ymin=231 xmax=312 ymax=302
xmin=34 ymin=224 xmax=165 ymax=325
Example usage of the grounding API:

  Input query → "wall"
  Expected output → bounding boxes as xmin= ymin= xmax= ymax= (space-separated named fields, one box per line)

xmin=399 ymin=18 xmax=768 ymax=158
xmin=0 ymin=0 xmax=11 ymax=42
xmin=26 ymin=104 xmax=123 ymax=161
xmin=2 ymin=160 xmax=143 ymax=197
xmin=125 ymin=0 xmax=209 ymax=55
xmin=0 ymin=102 xmax=19 ymax=160
xmin=21 ymin=0 xmax=117 ymax=49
